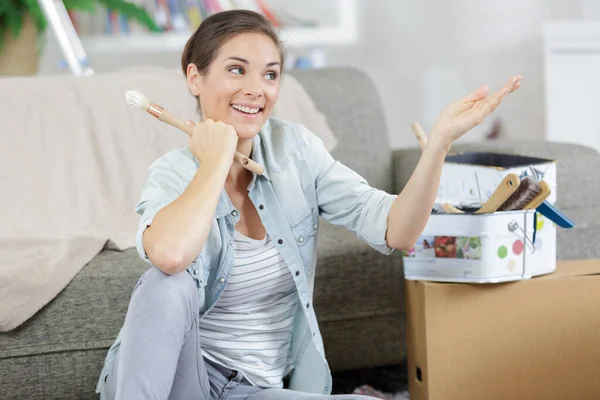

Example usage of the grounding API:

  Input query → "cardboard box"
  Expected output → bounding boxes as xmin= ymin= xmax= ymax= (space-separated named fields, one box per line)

xmin=438 ymin=152 xmax=557 ymax=208
xmin=405 ymin=259 xmax=600 ymax=400
xmin=402 ymin=210 xmax=557 ymax=283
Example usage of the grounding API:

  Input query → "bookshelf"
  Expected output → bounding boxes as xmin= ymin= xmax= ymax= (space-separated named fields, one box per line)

xmin=79 ymin=0 xmax=358 ymax=54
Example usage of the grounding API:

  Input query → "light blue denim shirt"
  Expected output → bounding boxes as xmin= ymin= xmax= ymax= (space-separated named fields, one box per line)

xmin=96 ymin=117 xmax=397 ymax=395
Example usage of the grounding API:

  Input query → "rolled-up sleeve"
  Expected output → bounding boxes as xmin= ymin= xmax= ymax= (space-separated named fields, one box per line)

xmin=134 ymin=151 xmax=195 ymax=264
xmin=300 ymin=126 xmax=397 ymax=255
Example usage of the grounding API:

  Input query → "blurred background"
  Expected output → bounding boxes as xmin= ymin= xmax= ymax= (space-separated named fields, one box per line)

xmin=3 ymin=0 xmax=599 ymax=150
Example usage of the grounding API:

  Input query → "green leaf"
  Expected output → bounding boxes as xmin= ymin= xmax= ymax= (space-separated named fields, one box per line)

xmin=23 ymin=0 xmax=47 ymax=33
xmin=63 ymin=0 xmax=97 ymax=12
xmin=4 ymin=1 xmax=24 ymax=39
xmin=0 ymin=17 xmax=5 ymax=51
xmin=0 ymin=0 xmax=161 ymax=55
xmin=99 ymin=0 xmax=161 ymax=32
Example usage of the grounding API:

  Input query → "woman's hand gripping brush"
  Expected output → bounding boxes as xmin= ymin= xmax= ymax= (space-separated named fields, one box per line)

xmin=385 ymin=75 xmax=522 ymax=251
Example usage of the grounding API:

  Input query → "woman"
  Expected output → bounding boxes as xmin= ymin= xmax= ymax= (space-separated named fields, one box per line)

xmin=97 ymin=9 xmax=521 ymax=400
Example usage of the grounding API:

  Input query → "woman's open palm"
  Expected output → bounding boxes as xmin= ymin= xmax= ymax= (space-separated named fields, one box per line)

xmin=432 ymin=75 xmax=522 ymax=146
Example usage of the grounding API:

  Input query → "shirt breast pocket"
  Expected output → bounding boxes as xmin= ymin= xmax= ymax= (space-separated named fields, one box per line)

xmin=290 ymin=208 xmax=319 ymax=269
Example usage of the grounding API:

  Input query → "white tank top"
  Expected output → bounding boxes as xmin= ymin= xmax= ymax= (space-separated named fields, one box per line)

xmin=199 ymin=229 xmax=298 ymax=388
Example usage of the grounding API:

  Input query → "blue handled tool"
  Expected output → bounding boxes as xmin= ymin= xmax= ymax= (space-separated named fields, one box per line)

xmin=536 ymin=201 xmax=575 ymax=228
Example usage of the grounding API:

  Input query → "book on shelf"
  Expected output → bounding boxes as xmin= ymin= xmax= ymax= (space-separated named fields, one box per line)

xmin=68 ymin=0 xmax=312 ymax=37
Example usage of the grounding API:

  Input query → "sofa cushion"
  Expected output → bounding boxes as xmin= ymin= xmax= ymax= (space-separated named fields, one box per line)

xmin=314 ymin=219 xmax=407 ymax=371
xmin=0 ymin=350 xmax=107 ymax=400
xmin=0 ymin=248 xmax=147 ymax=398
xmin=0 ymin=248 xmax=147 ymax=361
xmin=314 ymin=220 xmax=405 ymax=322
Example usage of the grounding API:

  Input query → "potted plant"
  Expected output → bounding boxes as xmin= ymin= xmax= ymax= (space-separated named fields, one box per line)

xmin=0 ymin=0 xmax=160 ymax=76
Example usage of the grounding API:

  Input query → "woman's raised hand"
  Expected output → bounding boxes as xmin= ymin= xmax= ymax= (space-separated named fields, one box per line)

xmin=429 ymin=75 xmax=522 ymax=150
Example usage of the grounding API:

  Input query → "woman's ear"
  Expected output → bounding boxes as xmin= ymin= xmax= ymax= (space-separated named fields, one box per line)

xmin=186 ymin=63 xmax=202 ymax=96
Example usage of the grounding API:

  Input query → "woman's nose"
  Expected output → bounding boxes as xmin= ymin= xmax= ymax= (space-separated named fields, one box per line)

xmin=243 ymin=76 xmax=263 ymax=98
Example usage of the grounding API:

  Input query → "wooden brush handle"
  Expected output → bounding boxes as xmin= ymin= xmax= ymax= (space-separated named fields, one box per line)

xmin=475 ymin=173 xmax=521 ymax=214
xmin=443 ymin=203 xmax=464 ymax=214
xmin=159 ymin=109 xmax=265 ymax=176
xmin=525 ymin=180 xmax=551 ymax=209
xmin=410 ymin=122 xmax=428 ymax=151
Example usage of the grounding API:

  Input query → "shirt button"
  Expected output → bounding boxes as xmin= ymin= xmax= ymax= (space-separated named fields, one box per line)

xmin=313 ymin=224 xmax=318 ymax=230
xmin=306 ymin=303 xmax=310 ymax=308
xmin=278 ymin=239 xmax=283 ymax=245
xmin=231 ymin=210 xmax=239 ymax=217
xmin=298 ymin=236 xmax=304 ymax=243
xmin=295 ymin=271 xmax=300 ymax=276
xmin=219 ymin=277 xmax=225 ymax=283
xmin=193 ymin=269 xmax=199 ymax=275
xmin=259 ymin=205 xmax=264 ymax=210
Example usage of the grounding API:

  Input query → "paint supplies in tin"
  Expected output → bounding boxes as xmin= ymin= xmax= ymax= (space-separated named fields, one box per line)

xmin=402 ymin=209 xmax=556 ymax=283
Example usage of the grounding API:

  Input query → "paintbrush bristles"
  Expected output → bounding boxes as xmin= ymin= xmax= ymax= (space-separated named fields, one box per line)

xmin=125 ymin=90 xmax=151 ymax=110
xmin=497 ymin=178 xmax=541 ymax=211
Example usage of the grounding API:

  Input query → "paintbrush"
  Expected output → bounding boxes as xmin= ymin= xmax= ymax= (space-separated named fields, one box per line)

xmin=440 ymin=172 xmax=522 ymax=214
xmin=474 ymin=173 xmax=521 ymax=213
xmin=410 ymin=122 xmax=428 ymax=151
xmin=497 ymin=178 xmax=574 ymax=227
xmin=125 ymin=90 xmax=264 ymax=176
xmin=524 ymin=180 xmax=551 ymax=209
xmin=497 ymin=177 xmax=541 ymax=211
xmin=442 ymin=173 xmax=520 ymax=214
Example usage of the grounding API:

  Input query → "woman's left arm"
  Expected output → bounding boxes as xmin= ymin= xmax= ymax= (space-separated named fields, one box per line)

xmin=385 ymin=75 xmax=522 ymax=250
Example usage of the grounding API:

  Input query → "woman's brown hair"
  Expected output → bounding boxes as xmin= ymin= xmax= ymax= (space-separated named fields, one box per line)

xmin=181 ymin=9 xmax=285 ymax=78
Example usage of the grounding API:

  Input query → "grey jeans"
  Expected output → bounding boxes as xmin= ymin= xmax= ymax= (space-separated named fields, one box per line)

xmin=102 ymin=266 xmax=379 ymax=400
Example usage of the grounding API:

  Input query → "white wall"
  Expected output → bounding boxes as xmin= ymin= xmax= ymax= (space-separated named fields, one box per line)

xmin=39 ymin=0 xmax=590 ymax=149
xmin=322 ymin=0 xmax=588 ymax=148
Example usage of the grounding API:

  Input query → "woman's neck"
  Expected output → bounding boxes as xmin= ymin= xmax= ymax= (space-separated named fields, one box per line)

xmin=226 ymin=138 xmax=254 ymax=190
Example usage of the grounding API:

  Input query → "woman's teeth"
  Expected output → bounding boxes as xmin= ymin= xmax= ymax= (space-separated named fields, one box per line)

xmin=232 ymin=104 xmax=260 ymax=114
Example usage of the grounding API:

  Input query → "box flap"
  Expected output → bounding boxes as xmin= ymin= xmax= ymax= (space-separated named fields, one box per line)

xmin=539 ymin=259 xmax=600 ymax=278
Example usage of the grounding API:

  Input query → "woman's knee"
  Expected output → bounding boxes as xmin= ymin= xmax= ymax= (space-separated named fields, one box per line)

xmin=129 ymin=266 xmax=199 ymax=319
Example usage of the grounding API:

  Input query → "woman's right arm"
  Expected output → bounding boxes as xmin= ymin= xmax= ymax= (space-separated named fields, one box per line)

xmin=142 ymin=119 xmax=237 ymax=275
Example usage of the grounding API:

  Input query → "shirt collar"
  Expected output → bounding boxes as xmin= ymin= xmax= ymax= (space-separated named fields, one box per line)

xmin=214 ymin=129 xmax=271 ymax=219
xmin=249 ymin=131 xmax=271 ymax=182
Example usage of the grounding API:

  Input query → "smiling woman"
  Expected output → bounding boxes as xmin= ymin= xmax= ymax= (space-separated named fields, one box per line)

xmin=184 ymin=31 xmax=282 ymax=140
xmin=96 ymin=8 xmax=522 ymax=400
xmin=180 ymin=10 xmax=284 ymax=140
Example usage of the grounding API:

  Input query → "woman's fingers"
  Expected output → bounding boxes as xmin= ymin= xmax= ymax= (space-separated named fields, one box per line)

xmin=473 ymin=76 xmax=520 ymax=121
xmin=486 ymin=75 xmax=522 ymax=108
xmin=502 ymin=75 xmax=522 ymax=95
xmin=472 ymin=75 xmax=522 ymax=106
xmin=463 ymin=84 xmax=490 ymax=102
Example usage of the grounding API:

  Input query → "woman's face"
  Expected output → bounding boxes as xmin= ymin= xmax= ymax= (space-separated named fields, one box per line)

xmin=187 ymin=32 xmax=282 ymax=140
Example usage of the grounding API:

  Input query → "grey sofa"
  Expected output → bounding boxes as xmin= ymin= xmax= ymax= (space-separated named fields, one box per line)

xmin=1 ymin=66 xmax=598 ymax=399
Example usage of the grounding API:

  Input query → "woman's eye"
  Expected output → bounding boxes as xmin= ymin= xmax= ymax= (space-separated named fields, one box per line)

xmin=229 ymin=67 xmax=244 ymax=75
xmin=265 ymin=72 xmax=278 ymax=80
